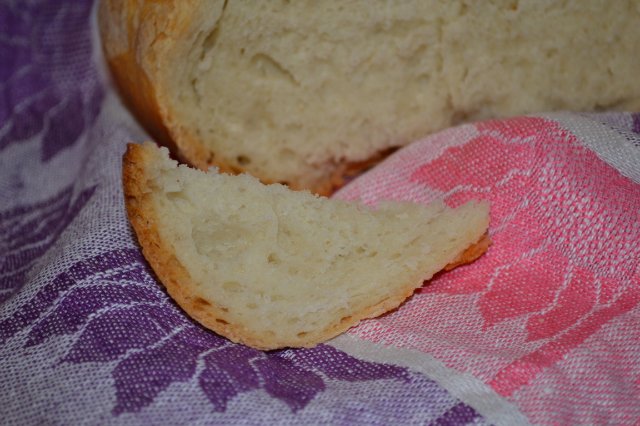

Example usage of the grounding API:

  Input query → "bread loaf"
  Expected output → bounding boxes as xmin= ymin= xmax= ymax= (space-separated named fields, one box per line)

xmin=123 ymin=142 xmax=490 ymax=349
xmin=101 ymin=1 xmax=640 ymax=194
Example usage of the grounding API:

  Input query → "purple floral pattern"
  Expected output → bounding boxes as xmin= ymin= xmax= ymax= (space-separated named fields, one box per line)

xmin=1 ymin=248 xmax=481 ymax=419
xmin=0 ymin=1 xmax=103 ymax=159
xmin=433 ymin=403 xmax=480 ymax=426
xmin=0 ymin=186 xmax=95 ymax=303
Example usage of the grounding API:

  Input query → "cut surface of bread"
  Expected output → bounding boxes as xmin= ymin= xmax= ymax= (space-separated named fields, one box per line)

xmin=102 ymin=0 xmax=640 ymax=194
xmin=123 ymin=142 xmax=490 ymax=350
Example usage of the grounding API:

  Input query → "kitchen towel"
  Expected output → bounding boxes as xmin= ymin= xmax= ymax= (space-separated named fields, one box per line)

xmin=1 ymin=1 xmax=639 ymax=424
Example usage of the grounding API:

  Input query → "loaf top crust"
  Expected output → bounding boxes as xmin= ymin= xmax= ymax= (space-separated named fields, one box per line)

xmin=103 ymin=1 xmax=640 ymax=194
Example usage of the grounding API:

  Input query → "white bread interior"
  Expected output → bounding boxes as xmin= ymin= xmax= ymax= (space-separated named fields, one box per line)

xmin=123 ymin=143 xmax=490 ymax=349
xmin=101 ymin=0 xmax=640 ymax=193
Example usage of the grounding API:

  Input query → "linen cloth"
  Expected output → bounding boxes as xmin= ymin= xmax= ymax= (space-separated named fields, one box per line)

xmin=1 ymin=1 xmax=639 ymax=424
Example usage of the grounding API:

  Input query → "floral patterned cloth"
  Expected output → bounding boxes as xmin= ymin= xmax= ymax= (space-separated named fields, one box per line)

xmin=1 ymin=1 xmax=639 ymax=424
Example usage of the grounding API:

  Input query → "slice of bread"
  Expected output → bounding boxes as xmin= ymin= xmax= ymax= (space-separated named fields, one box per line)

xmin=123 ymin=142 xmax=490 ymax=350
xmin=101 ymin=0 xmax=640 ymax=194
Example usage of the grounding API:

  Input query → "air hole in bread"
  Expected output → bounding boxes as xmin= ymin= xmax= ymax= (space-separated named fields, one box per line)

xmin=193 ymin=297 xmax=211 ymax=307
xmin=237 ymin=155 xmax=251 ymax=166
xmin=267 ymin=253 xmax=281 ymax=265
xmin=200 ymin=27 xmax=220 ymax=60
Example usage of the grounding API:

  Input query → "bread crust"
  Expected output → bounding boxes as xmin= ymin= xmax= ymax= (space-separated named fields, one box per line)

xmin=104 ymin=1 xmax=640 ymax=196
xmin=123 ymin=143 xmax=261 ymax=347
xmin=123 ymin=143 xmax=489 ymax=350
xmin=123 ymin=143 xmax=417 ymax=348
xmin=99 ymin=0 xmax=219 ymax=166
xmin=100 ymin=0 xmax=359 ymax=195
xmin=122 ymin=144 xmax=396 ymax=350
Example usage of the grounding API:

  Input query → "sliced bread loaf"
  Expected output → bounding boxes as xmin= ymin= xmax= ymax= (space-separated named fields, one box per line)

xmin=102 ymin=0 xmax=640 ymax=194
xmin=123 ymin=142 xmax=490 ymax=349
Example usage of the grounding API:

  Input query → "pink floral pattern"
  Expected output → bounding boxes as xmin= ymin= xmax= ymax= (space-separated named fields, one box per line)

xmin=408 ymin=117 xmax=640 ymax=395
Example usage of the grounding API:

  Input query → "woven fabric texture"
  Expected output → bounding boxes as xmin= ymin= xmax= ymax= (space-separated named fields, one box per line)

xmin=1 ymin=1 xmax=639 ymax=424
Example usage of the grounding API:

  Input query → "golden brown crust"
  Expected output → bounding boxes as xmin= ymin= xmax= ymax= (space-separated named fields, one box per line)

xmin=122 ymin=143 xmax=255 ymax=347
xmin=444 ymin=232 xmax=492 ymax=271
xmin=105 ymin=0 xmax=640 ymax=196
xmin=100 ymin=1 xmax=240 ymax=172
xmin=99 ymin=1 xmax=172 ymax=148
xmin=122 ymin=143 xmax=372 ymax=348
xmin=124 ymin=143 xmax=329 ymax=349
xmin=100 ymin=0 xmax=397 ymax=196
xmin=123 ymin=142 xmax=490 ymax=349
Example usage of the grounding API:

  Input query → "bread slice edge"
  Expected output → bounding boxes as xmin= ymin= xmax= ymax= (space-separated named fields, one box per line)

xmin=123 ymin=142 xmax=490 ymax=350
